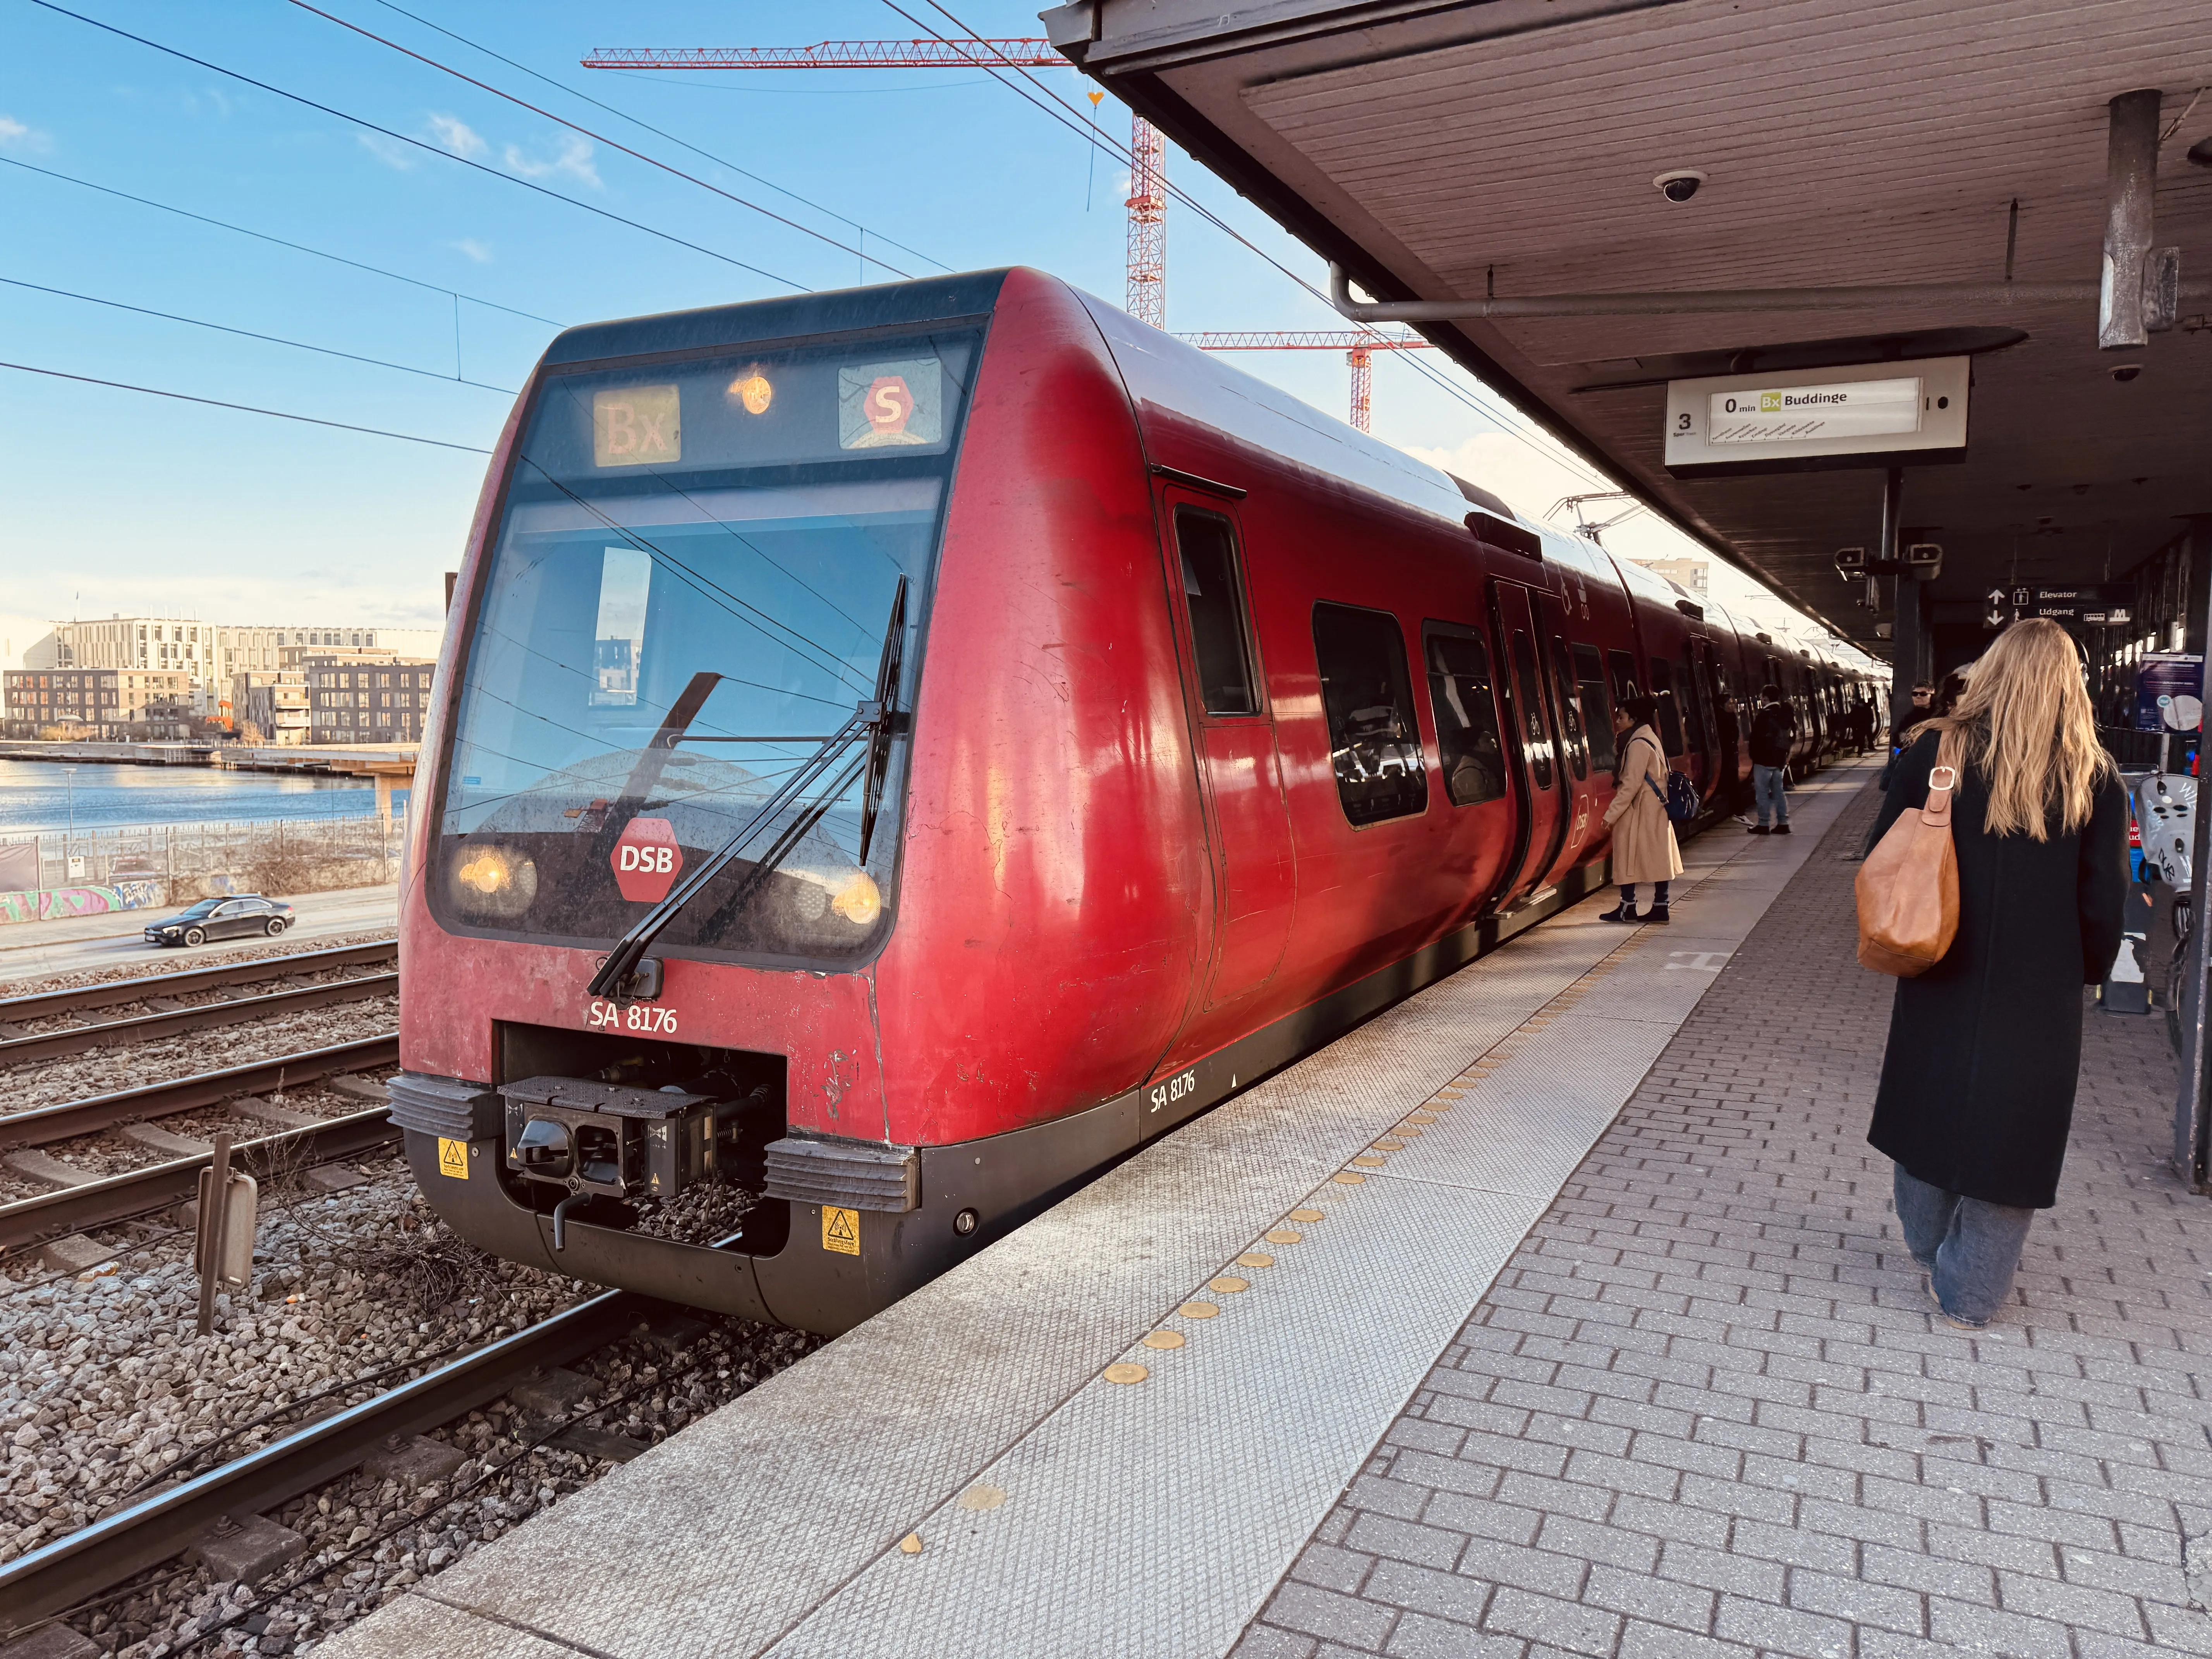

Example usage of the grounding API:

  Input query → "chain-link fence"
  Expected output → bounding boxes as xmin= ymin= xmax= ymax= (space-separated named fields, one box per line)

xmin=0 ymin=811 xmax=405 ymax=906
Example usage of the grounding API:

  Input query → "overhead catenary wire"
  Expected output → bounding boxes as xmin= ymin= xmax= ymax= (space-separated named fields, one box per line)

xmin=0 ymin=362 xmax=492 ymax=453
xmin=24 ymin=0 xmax=811 ymax=294
xmin=361 ymin=0 xmax=950 ymax=277
xmin=0 ymin=154 xmax=560 ymax=326
xmin=0 ymin=274 xmax=519 ymax=393
xmin=886 ymin=2 xmax=1614 ymax=493
xmin=283 ymin=0 xmax=906 ymax=278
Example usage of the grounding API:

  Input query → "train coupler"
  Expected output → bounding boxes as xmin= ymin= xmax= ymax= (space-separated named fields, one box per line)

xmin=499 ymin=1075 xmax=769 ymax=1207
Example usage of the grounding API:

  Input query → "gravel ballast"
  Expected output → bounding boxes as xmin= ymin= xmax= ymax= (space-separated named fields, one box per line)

xmin=0 ymin=1158 xmax=820 ymax=1657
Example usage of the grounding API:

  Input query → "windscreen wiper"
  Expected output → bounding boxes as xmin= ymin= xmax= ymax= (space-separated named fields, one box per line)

xmin=586 ymin=577 xmax=908 ymax=1001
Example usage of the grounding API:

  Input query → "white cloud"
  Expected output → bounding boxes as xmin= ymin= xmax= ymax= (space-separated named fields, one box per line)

xmin=428 ymin=113 xmax=487 ymax=160
xmin=450 ymin=238 xmax=493 ymax=264
xmin=504 ymin=132 xmax=599 ymax=189
xmin=0 ymin=115 xmax=52 ymax=153
xmin=357 ymin=130 xmax=416 ymax=170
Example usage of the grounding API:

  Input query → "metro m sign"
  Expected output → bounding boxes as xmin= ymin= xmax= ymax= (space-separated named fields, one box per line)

xmin=610 ymin=817 xmax=684 ymax=903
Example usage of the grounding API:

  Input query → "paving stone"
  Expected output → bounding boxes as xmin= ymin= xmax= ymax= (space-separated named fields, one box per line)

xmin=1238 ymin=773 xmax=2212 ymax=1659
xmin=304 ymin=1162 xmax=369 ymax=1191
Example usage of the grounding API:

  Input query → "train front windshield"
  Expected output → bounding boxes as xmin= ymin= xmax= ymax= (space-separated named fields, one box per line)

xmin=433 ymin=331 xmax=978 ymax=965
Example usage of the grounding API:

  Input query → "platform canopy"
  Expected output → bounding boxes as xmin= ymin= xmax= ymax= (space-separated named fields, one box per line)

xmin=1046 ymin=0 xmax=2212 ymax=664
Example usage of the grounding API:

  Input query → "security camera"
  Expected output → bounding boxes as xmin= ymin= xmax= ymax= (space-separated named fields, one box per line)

xmin=1653 ymin=169 xmax=1707 ymax=203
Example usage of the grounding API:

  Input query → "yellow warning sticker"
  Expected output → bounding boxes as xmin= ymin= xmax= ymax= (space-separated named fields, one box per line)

xmin=822 ymin=1205 xmax=860 ymax=1256
xmin=437 ymin=1137 xmax=469 ymax=1180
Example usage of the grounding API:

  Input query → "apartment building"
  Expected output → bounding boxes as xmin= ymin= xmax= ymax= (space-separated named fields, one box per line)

xmin=24 ymin=619 xmax=441 ymax=719
xmin=230 ymin=670 xmax=311 ymax=746
xmin=2 ymin=668 xmax=194 ymax=740
xmin=305 ymin=655 xmax=436 ymax=744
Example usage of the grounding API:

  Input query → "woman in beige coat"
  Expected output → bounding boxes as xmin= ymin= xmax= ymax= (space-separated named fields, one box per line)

xmin=1600 ymin=696 xmax=1684 ymax=923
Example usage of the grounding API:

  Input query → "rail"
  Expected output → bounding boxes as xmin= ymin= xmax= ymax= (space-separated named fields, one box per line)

xmin=0 ymin=1290 xmax=648 ymax=1628
xmin=0 ymin=1036 xmax=397 ymax=1156
xmin=0 ymin=974 xmax=397 ymax=1066
xmin=0 ymin=1103 xmax=399 ymax=1252
xmin=0 ymin=939 xmax=397 ymax=1025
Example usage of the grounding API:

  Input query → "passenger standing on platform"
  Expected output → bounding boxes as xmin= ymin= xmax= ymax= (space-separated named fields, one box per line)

xmin=1747 ymin=685 xmax=1795 ymax=835
xmin=1865 ymin=618 xmax=2128 ymax=1330
xmin=1599 ymin=696 xmax=1681 ymax=924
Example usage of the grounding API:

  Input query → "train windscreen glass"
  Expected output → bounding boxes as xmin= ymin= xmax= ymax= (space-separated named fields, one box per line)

xmin=434 ymin=332 xmax=978 ymax=965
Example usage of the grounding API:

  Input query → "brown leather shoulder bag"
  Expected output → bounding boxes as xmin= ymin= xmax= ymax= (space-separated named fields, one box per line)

xmin=1855 ymin=728 xmax=1963 ymax=977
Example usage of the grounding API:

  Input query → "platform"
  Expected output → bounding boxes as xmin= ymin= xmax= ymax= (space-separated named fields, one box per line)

xmin=324 ymin=761 xmax=2208 ymax=1659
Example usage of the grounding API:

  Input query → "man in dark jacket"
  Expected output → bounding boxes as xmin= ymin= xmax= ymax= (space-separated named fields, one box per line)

xmin=1747 ymin=685 xmax=1795 ymax=835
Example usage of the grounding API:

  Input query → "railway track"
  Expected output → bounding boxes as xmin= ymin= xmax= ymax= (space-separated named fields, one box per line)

xmin=0 ymin=1037 xmax=400 ymax=1253
xmin=0 ymin=1289 xmax=655 ymax=1633
xmin=0 ymin=941 xmax=398 ymax=1066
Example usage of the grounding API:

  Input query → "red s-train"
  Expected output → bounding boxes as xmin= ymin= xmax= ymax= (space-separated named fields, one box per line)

xmin=391 ymin=269 xmax=1877 ymax=1334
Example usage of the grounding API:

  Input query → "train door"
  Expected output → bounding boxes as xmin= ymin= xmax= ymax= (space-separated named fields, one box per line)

xmin=1487 ymin=580 xmax=1566 ymax=904
xmin=1695 ymin=639 xmax=1738 ymax=810
xmin=1161 ymin=498 xmax=1296 ymax=1010
xmin=1538 ymin=599 xmax=1594 ymax=879
xmin=1686 ymin=638 xmax=1722 ymax=802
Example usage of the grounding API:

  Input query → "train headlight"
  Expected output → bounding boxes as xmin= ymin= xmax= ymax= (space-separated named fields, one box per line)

xmin=830 ymin=870 xmax=881 ymax=925
xmin=449 ymin=843 xmax=539 ymax=920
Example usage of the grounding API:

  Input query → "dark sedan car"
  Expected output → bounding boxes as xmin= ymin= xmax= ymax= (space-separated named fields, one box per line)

xmin=143 ymin=895 xmax=295 ymax=947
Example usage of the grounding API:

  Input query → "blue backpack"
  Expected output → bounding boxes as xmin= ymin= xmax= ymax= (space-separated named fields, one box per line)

xmin=1640 ymin=740 xmax=1700 ymax=823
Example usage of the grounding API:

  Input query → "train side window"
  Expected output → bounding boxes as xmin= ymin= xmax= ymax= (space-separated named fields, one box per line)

xmin=1507 ymin=632 xmax=1555 ymax=791
xmin=1547 ymin=636 xmax=1589 ymax=780
xmin=1575 ymin=645 xmax=1616 ymax=772
xmin=1678 ymin=651 xmax=1709 ymax=755
xmin=1314 ymin=603 xmax=1429 ymax=826
xmin=1422 ymin=625 xmax=1507 ymax=806
xmin=1172 ymin=508 xmax=1258 ymax=716
xmin=1606 ymin=649 xmax=1640 ymax=706
xmin=1647 ymin=658 xmax=1686 ymax=756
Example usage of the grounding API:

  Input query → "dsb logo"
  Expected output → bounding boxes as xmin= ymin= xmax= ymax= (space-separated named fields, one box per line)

xmin=610 ymin=817 xmax=684 ymax=903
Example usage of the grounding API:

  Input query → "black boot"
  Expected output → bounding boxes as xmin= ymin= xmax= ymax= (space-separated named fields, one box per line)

xmin=1598 ymin=903 xmax=1638 ymax=923
xmin=1646 ymin=904 xmax=1671 ymax=924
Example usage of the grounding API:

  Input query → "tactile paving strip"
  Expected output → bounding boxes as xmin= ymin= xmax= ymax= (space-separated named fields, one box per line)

xmin=323 ymin=770 xmax=1869 ymax=1659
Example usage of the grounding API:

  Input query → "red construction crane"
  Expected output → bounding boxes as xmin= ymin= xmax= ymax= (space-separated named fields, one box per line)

xmin=1176 ymin=331 xmax=1433 ymax=432
xmin=581 ymin=41 xmax=1170 ymax=327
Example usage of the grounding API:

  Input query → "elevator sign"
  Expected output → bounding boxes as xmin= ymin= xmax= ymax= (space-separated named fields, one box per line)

xmin=1663 ymin=356 xmax=1971 ymax=477
xmin=611 ymin=817 xmax=684 ymax=903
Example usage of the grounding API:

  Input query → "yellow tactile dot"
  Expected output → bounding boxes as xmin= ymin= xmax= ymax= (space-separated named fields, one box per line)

xmin=1265 ymin=1228 xmax=1302 ymax=1245
xmin=1237 ymin=1251 xmax=1275 ymax=1268
xmin=1289 ymin=1208 xmax=1324 ymax=1222
xmin=1353 ymin=1154 xmax=1387 ymax=1167
xmin=1394 ymin=1126 xmax=1424 ymax=1138
xmin=1331 ymin=1171 xmax=1367 ymax=1185
xmin=898 ymin=1533 xmax=923 ymax=1555
xmin=1179 ymin=1301 xmax=1219 ymax=1319
xmin=1437 ymin=1087 xmax=1467 ymax=1098
xmin=1104 ymin=1362 xmax=1149 ymax=1384
xmin=1142 ymin=1329 xmax=1185 ymax=1350
xmin=1403 ymin=1112 xmax=1436 ymax=1125
xmin=1210 ymin=1274 xmax=1250 ymax=1293
xmin=1428 ymin=1100 xmax=1457 ymax=1112
xmin=1373 ymin=1138 xmax=1405 ymax=1151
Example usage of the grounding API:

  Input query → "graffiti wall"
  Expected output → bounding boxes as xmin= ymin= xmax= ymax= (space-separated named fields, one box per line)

xmin=0 ymin=881 xmax=165 ymax=924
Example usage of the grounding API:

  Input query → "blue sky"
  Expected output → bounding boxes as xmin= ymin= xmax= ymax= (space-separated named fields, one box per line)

xmin=0 ymin=0 xmax=1855 ymax=665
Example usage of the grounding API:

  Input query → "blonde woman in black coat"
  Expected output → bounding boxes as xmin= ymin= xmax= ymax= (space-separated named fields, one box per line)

xmin=1866 ymin=618 xmax=2128 ymax=1329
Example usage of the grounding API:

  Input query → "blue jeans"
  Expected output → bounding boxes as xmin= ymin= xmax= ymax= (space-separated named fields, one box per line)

xmin=1752 ymin=763 xmax=1788 ymax=826
xmin=1893 ymin=1164 xmax=2034 ymax=1328
xmin=1618 ymin=881 xmax=1669 ymax=910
